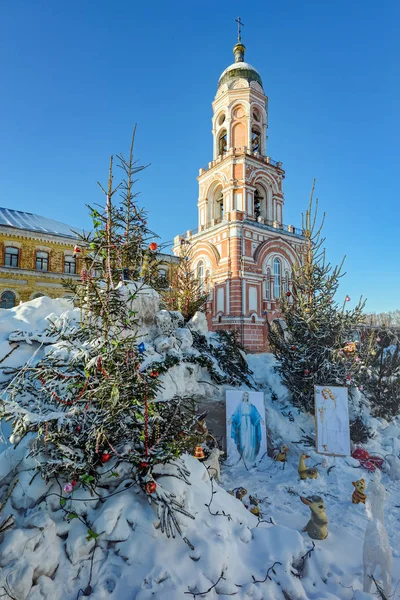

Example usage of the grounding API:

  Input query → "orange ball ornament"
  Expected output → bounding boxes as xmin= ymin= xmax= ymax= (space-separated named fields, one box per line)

xmin=149 ymin=242 xmax=158 ymax=251
xmin=145 ymin=481 xmax=157 ymax=494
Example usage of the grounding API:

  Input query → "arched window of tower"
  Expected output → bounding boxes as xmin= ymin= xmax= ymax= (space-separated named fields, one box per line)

xmin=273 ymin=257 xmax=282 ymax=299
xmin=252 ymin=107 xmax=261 ymax=123
xmin=218 ymin=129 xmax=227 ymax=155
xmin=254 ymin=185 xmax=267 ymax=220
xmin=217 ymin=113 xmax=226 ymax=126
xmin=214 ymin=188 xmax=224 ymax=221
xmin=252 ymin=127 xmax=261 ymax=153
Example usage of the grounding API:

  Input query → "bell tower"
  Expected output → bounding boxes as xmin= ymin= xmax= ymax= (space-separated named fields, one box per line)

xmin=174 ymin=27 xmax=304 ymax=351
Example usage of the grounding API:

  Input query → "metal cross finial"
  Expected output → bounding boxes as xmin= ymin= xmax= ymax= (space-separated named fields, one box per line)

xmin=235 ymin=16 xmax=244 ymax=42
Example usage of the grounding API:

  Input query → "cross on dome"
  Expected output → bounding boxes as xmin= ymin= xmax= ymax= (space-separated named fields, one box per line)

xmin=235 ymin=16 xmax=244 ymax=42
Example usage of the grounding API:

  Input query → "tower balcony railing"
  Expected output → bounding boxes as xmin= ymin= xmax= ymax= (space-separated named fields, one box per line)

xmin=199 ymin=147 xmax=283 ymax=175
xmin=174 ymin=215 xmax=304 ymax=246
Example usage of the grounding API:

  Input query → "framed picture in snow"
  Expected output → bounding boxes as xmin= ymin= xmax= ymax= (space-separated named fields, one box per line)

xmin=315 ymin=385 xmax=351 ymax=456
xmin=226 ymin=390 xmax=267 ymax=465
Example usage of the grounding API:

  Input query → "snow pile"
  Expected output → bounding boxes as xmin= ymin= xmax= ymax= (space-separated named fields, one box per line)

xmin=0 ymin=298 xmax=399 ymax=599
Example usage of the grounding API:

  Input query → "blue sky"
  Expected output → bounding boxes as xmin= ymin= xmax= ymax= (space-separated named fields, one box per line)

xmin=0 ymin=0 xmax=398 ymax=312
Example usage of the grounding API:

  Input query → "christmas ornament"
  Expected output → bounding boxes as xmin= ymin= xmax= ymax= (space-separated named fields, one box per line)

xmin=355 ymin=357 xmax=361 ymax=362
xmin=345 ymin=295 xmax=351 ymax=302
xmin=352 ymin=478 xmax=367 ymax=504
xmin=101 ymin=452 xmax=111 ymax=463
xmin=145 ymin=481 xmax=157 ymax=494
xmin=286 ymin=291 xmax=291 ymax=297
xmin=138 ymin=342 xmax=145 ymax=354
xmin=291 ymin=345 xmax=297 ymax=350
xmin=304 ymin=369 xmax=310 ymax=376
xmin=352 ymin=447 xmax=370 ymax=461
xmin=149 ymin=370 xmax=159 ymax=379
xmin=149 ymin=242 xmax=158 ymax=251
xmin=64 ymin=483 xmax=73 ymax=493
xmin=298 ymin=454 xmax=318 ymax=480
xmin=139 ymin=461 xmax=148 ymax=469
xmin=71 ymin=480 xmax=77 ymax=487
xmin=194 ymin=446 xmax=205 ymax=460
xmin=359 ymin=385 xmax=364 ymax=391
xmin=343 ymin=341 xmax=357 ymax=354
xmin=80 ymin=269 xmax=89 ymax=283
xmin=73 ymin=245 xmax=81 ymax=256
xmin=301 ymin=495 xmax=328 ymax=540
xmin=376 ymin=337 xmax=381 ymax=343
xmin=262 ymin=310 xmax=267 ymax=316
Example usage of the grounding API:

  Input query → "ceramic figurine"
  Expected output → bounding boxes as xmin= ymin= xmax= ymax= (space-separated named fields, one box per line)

xmin=235 ymin=487 xmax=247 ymax=501
xmin=202 ymin=447 xmax=224 ymax=482
xmin=301 ymin=495 xmax=328 ymax=540
xmin=352 ymin=478 xmax=367 ymax=504
xmin=298 ymin=454 xmax=319 ymax=480
xmin=274 ymin=444 xmax=289 ymax=462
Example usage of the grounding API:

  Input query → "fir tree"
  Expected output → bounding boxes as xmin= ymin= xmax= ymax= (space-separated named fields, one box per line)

xmin=268 ymin=182 xmax=367 ymax=412
xmin=1 ymin=132 xmax=201 ymax=535
xmin=161 ymin=239 xmax=209 ymax=322
xmin=359 ymin=327 xmax=400 ymax=420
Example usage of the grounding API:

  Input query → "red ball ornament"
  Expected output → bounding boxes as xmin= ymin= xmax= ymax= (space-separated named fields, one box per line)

xmin=71 ymin=480 xmax=77 ymax=487
xmin=145 ymin=481 xmax=157 ymax=494
xmin=304 ymin=369 xmax=310 ymax=375
xmin=149 ymin=242 xmax=158 ymax=251
xmin=291 ymin=345 xmax=297 ymax=350
xmin=150 ymin=370 xmax=159 ymax=379
xmin=101 ymin=452 xmax=111 ymax=464
xmin=139 ymin=461 xmax=148 ymax=469
xmin=286 ymin=291 xmax=291 ymax=297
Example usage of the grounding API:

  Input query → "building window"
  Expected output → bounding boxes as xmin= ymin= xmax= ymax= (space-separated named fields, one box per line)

xmin=254 ymin=189 xmax=262 ymax=219
xmin=265 ymin=268 xmax=271 ymax=300
xmin=0 ymin=291 xmax=16 ymax=309
xmin=4 ymin=247 xmax=19 ymax=267
xmin=253 ymin=108 xmax=261 ymax=123
xmin=36 ymin=251 xmax=49 ymax=271
xmin=197 ymin=261 xmax=204 ymax=290
xmin=218 ymin=130 xmax=227 ymax=155
xmin=273 ymin=258 xmax=281 ymax=299
xmin=64 ymin=255 xmax=76 ymax=274
xmin=252 ymin=127 xmax=261 ymax=153
xmin=215 ymin=190 xmax=224 ymax=220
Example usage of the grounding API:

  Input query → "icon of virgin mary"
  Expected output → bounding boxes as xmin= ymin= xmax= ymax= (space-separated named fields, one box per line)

xmin=230 ymin=391 xmax=262 ymax=463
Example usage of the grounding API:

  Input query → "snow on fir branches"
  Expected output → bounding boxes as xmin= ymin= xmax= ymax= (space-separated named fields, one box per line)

xmin=268 ymin=181 xmax=367 ymax=413
xmin=0 ymin=131 xmax=203 ymax=538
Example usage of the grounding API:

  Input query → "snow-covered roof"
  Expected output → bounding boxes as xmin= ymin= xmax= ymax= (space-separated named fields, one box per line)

xmin=0 ymin=207 xmax=81 ymax=239
xmin=218 ymin=61 xmax=261 ymax=82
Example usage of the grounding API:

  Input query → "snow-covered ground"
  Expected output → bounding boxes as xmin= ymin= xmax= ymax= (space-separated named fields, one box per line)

xmin=0 ymin=297 xmax=399 ymax=599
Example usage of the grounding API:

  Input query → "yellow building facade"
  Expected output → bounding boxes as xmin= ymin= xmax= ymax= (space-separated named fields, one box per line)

xmin=0 ymin=207 xmax=178 ymax=308
xmin=0 ymin=208 xmax=81 ymax=307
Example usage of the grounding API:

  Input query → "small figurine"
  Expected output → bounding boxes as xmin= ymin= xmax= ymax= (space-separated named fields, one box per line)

xmin=273 ymin=444 xmax=289 ymax=462
xmin=235 ymin=487 xmax=247 ymax=501
xmin=202 ymin=447 xmax=224 ymax=482
xmin=352 ymin=478 xmax=367 ymax=504
xmin=249 ymin=495 xmax=261 ymax=517
xmin=298 ymin=454 xmax=319 ymax=480
xmin=300 ymin=495 xmax=328 ymax=540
